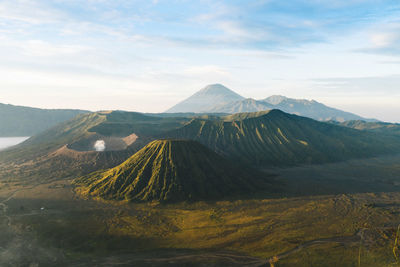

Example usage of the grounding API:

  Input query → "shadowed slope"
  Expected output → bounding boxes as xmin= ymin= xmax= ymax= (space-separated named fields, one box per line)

xmin=75 ymin=140 xmax=274 ymax=202
xmin=0 ymin=103 xmax=88 ymax=137
xmin=166 ymin=110 xmax=400 ymax=166
xmin=331 ymin=120 xmax=400 ymax=136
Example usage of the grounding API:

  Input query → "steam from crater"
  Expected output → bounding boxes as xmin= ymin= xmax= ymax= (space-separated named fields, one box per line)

xmin=94 ymin=140 xmax=106 ymax=151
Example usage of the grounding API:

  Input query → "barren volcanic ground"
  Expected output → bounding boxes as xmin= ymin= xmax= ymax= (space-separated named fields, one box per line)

xmin=1 ymin=154 xmax=400 ymax=266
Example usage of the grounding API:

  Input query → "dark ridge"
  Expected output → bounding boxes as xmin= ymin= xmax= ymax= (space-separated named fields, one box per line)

xmin=165 ymin=110 xmax=400 ymax=167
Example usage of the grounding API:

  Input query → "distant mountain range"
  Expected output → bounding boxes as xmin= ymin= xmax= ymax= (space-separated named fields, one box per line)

xmin=1 ymin=84 xmax=377 ymax=138
xmin=166 ymin=84 xmax=374 ymax=122
xmin=0 ymin=103 xmax=89 ymax=137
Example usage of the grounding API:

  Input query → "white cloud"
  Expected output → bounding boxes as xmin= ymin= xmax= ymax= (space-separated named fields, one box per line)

xmin=0 ymin=0 xmax=63 ymax=25
xmin=358 ymin=22 xmax=400 ymax=54
xmin=20 ymin=40 xmax=88 ymax=57
xmin=371 ymin=33 xmax=391 ymax=48
xmin=370 ymin=32 xmax=399 ymax=48
xmin=0 ymin=0 xmax=398 ymax=122
xmin=215 ymin=20 xmax=256 ymax=41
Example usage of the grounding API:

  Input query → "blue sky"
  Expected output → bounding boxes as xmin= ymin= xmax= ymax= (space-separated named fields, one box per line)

xmin=0 ymin=0 xmax=399 ymax=122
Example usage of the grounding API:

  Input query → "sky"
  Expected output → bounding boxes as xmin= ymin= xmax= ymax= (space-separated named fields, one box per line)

xmin=0 ymin=0 xmax=399 ymax=122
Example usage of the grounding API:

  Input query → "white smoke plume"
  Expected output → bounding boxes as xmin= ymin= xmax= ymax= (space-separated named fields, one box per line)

xmin=94 ymin=140 xmax=106 ymax=151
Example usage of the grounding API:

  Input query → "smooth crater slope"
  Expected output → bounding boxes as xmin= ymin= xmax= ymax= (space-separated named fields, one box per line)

xmin=0 ymin=103 xmax=88 ymax=137
xmin=0 ymin=111 xmax=190 ymax=182
xmin=0 ymin=111 xmax=191 ymax=161
xmin=0 ymin=113 xmax=135 ymax=182
xmin=74 ymin=139 xmax=275 ymax=202
xmin=166 ymin=110 xmax=400 ymax=167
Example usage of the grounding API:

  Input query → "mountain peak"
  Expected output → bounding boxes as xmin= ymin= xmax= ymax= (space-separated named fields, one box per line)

xmin=198 ymin=84 xmax=239 ymax=95
xmin=263 ymin=95 xmax=288 ymax=105
xmin=165 ymin=84 xmax=244 ymax=113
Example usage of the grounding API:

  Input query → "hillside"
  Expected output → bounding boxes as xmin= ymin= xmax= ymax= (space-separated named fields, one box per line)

xmin=74 ymin=139 xmax=274 ymax=202
xmin=331 ymin=120 xmax=400 ymax=136
xmin=2 ymin=107 xmax=397 ymax=182
xmin=0 ymin=103 xmax=89 ymax=137
xmin=165 ymin=84 xmax=373 ymax=122
xmin=166 ymin=110 xmax=400 ymax=166
xmin=0 ymin=112 xmax=131 ymax=181
xmin=0 ymin=111 xmax=190 ymax=181
xmin=0 ymin=111 xmax=190 ymax=159
xmin=165 ymin=84 xmax=244 ymax=113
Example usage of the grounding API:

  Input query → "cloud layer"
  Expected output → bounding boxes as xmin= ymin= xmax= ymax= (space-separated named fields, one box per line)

xmin=0 ymin=0 xmax=399 ymax=122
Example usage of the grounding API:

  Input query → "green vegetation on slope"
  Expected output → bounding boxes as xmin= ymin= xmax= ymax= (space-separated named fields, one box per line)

xmin=0 ymin=111 xmax=193 ymax=182
xmin=0 ymin=112 xmax=108 ymax=162
xmin=0 ymin=110 xmax=190 ymax=162
xmin=331 ymin=120 xmax=400 ymax=136
xmin=166 ymin=109 xmax=400 ymax=166
xmin=88 ymin=111 xmax=190 ymax=137
xmin=75 ymin=139 xmax=275 ymax=202
xmin=0 ymin=112 xmax=136 ymax=182
xmin=0 ymin=103 xmax=88 ymax=137
xmin=1 ymin=108 xmax=398 ymax=183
